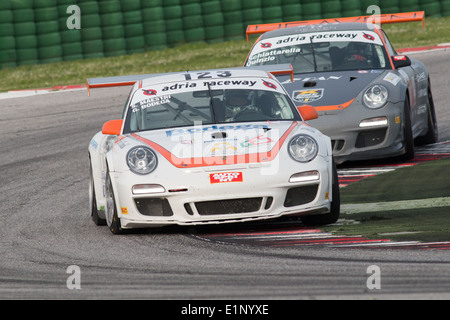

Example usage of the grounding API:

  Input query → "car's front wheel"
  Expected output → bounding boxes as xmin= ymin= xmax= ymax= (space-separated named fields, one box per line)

xmin=301 ymin=158 xmax=340 ymax=226
xmin=89 ymin=159 xmax=106 ymax=226
xmin=416 ymin=81 xmax=438 ymax=145
xmin=399 ymin=95 xmax=415 ymax=161
xmin=105 ymin=168 xmax=124 ymax=235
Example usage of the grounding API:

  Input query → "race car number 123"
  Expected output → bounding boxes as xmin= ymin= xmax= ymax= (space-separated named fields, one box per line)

xmin=183 ymin=71 xmax=232 ymax=80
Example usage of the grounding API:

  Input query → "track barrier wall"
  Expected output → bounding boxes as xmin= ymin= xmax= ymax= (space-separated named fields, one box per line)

xmin=1 ymin=0 xmax=449 ymax=69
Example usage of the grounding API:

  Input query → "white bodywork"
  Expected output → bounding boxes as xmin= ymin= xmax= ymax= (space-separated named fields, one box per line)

xmin=88 ymin=69 xmax=336 ymax=230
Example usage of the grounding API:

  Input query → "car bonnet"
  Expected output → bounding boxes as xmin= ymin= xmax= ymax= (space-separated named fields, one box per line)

xmin=275 ymin=70 xmax=388 ymax=110
xmin=128 ymin=121 xmax=300 ymax=168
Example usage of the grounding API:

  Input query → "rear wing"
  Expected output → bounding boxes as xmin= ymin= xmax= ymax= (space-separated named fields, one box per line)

xmin=246 ymin=11 xmax=425 ymax=41
xmin=87 ymin=64 xmax=294 ymax=95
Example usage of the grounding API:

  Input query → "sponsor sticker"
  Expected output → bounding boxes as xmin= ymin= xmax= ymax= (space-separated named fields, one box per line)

xmin=142 ymin=89 xmax=157 ymax=96
xmin=262 ymin=80 xmax=277 ymax=90
xmin=393 ymin=55 xmax=406 ymax=61
xmin=292 ymin=89 xmax=324 ymax=103
xmin=210 ymin=172 xmax=243 ymax=184
xmin=383 ymin=72 xmax=401 ymax=86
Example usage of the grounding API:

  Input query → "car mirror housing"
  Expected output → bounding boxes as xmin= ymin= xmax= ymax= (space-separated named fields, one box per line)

xmin=392 ymin=55 xmax=412 ymax=69
xmin=297 ymin=105 xmax=319 ymax=121
xmin=102 ymin=119 xmax=123 ymax=135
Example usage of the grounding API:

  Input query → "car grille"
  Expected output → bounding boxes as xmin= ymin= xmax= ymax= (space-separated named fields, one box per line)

xmin=355 ymin=128 xmax=387 ymax=148
xmin=194 ymin=197 xmax=264 ymax=216
xmin=284 ymin=185 xmax=319 ymax=207
xmin=135 ymin=198 xmax=174 ymax=216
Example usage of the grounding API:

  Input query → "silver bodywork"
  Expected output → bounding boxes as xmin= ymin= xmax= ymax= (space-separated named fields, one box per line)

xmin=245 ymin=23 xmax=438 ymax=164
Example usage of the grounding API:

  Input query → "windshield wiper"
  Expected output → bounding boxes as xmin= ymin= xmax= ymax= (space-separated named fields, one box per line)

xmin=309 ymin=36 xmax=318 ymax=73
xmin=206 ymin=82 xmax=218 ymax=122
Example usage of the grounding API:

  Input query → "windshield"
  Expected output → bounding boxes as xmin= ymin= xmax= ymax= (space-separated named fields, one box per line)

xmin=246 ymin=30 xmax=390 ymax=74
xmin=123 ymin=86 xmax=300 ymax=134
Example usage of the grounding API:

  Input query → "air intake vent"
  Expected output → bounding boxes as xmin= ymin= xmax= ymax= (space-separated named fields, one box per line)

xmin=195 ymin=198 xmax=263 ymax=215
xmin=135 ymin=198 xmax=173 ymax=216
xmin=284 ymin=185 xmax=318 ymax=207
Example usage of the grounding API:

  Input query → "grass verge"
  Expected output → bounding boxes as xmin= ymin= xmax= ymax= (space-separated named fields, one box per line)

xmin=0 ymin=40 xmax=252 ymax=92
xmin=323 ymin=157 xmax=450 ymax=242
xmin=326 ymin=207 xmax=450 ymax=243
xmin=1 ymin=16 xmax=449 ymax=92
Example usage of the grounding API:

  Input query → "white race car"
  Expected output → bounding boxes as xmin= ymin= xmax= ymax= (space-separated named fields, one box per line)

xmin=88 ymin=67 xmax=340 ymax=234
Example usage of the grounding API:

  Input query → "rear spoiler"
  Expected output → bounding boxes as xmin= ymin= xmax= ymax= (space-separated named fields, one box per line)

xmin=87 ymin=73 xmax=167 ymax=95
xmin=86 ymin=64 xmax=294 ymax=95
xmin=246 ymin=11 xmax=425 ymax=41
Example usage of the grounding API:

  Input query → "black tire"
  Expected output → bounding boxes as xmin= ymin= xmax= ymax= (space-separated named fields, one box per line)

xmin=399 ymin=95 xmax=415 ymax=161
xmin=89 ymin=160 xmax=106 ymax=226
xmin=0 ymin=36 xmax=15 ymax=50
xmin=105 ymin=168 xmax=124 ymax=234
xmin=416 ymin=82 xmax=438 ymax=146
xmin=301 ymin=158 xmax=340 ymax=226
xmin=16 ymin=48 xmax=38 ymax=63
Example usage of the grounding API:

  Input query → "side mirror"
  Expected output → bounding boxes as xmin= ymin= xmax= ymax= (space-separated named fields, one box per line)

xmin=102 ymin=119 xmax=123 ymax=135
xmin=392 ymin=55 xmax=411 ymax=69
xmin=297 ymin=105 xmax=319 ymax=121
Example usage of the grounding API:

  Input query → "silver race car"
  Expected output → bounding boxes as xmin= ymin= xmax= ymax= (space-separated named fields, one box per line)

xmin=245 ymin=11 xmax=438 ymax=164
xmin=87 ymin=67 xmax=340 ymax=234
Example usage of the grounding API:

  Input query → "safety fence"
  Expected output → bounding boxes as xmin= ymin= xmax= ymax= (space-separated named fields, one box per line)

xmin=1 ymin=0 xmax=449 ymax=68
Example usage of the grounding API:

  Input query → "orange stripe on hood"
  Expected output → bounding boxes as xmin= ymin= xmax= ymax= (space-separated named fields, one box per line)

xmin=130 ymin=122 xmax=298 ymax=168
xmin=313 ymin=98 xmax=355 ymax=111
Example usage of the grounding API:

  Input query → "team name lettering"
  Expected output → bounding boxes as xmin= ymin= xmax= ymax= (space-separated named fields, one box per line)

xmin=166 ymin=124 xmax=270 ymax=137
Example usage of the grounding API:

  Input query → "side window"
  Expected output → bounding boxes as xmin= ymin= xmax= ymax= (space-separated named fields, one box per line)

xmin=382 ymin=30 xmax=397 ymax=56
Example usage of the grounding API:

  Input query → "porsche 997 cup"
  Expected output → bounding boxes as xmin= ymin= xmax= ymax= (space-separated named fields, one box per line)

xmin=88 ymin=68 xmax=340 ymax=234
xmin=245 ymin=12 xmax=438 ymax=164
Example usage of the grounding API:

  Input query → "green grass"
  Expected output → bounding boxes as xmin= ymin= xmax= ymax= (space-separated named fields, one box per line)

xmin=326 ymin=207 xmax=450 ymax=242
xmin=383 ymin=16 xmax=450 ymax=49
xmin=323 ymin=158 xmax=450 ymax=242
xmin=1 ymin=16 xmax=449 ymax=92
xmin=340 ymin=157 xmax=450 ymax=203
xmin=0 ymin=40 xmax=253 ymax=92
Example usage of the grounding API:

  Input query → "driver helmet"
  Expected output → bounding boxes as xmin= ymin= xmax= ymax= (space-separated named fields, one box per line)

xmin=346 ymin=42 xmax=370 ymax=62
xmin=223 ymin=90 xmax=253 ymax=118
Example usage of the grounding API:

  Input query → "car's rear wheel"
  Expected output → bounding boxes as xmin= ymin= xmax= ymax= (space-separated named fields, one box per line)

xmin=301 ymin=158 xmax=340 ymax=226
xmin=105 ymin=168 xmax=124 ymax=235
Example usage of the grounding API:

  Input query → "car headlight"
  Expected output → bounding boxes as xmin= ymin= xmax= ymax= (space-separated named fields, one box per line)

xmin=363 ymin=84 xmax=388 ymax=109
xmin=288 ymin=134 xmax=318 ymax=163
xmin=127 ymin=146 xmax=157 ymax=175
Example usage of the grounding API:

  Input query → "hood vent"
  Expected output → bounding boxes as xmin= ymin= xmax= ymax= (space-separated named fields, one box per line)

xmin=212 ymin=132 xmax=228 ymax=139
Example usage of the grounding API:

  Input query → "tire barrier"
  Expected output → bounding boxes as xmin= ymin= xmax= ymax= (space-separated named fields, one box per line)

xmin=0 ymin=0 xmax=448 ymax=69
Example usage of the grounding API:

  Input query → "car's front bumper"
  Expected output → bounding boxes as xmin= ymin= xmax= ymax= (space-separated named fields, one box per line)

xmin=310 ymin=101 xmax=405 ymax=164
xmin=110 ymin=158 xmax=333 ymax=229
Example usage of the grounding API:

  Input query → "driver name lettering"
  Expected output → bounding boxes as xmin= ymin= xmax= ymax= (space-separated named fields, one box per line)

xmin=247 ymin=47 xmax=301 ymax=66
xmin=132 ymin=95 xmax=171 ymax=112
